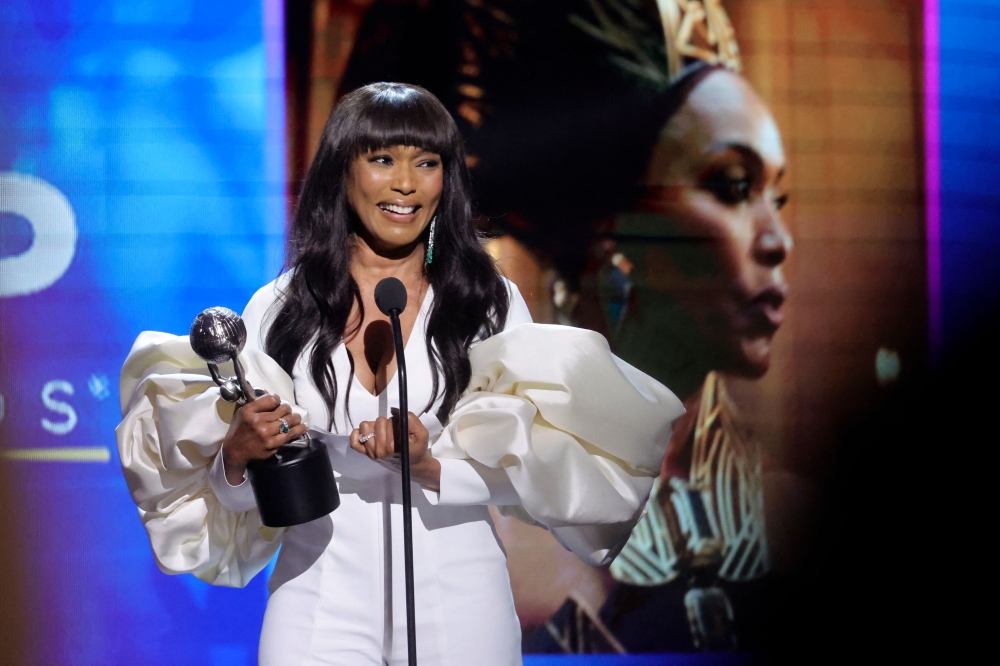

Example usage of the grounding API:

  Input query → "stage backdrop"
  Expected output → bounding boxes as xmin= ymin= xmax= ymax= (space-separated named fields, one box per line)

xmin=1 ymin=0 xmax=999 ymax=664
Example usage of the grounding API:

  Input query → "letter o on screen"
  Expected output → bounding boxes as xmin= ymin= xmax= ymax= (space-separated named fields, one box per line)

xmin=0 ymin=172 xmax=77 ymax=298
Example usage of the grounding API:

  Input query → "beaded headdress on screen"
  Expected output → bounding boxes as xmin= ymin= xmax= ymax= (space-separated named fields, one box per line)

xmin=570 ymin=0 xmax=741 ymax=88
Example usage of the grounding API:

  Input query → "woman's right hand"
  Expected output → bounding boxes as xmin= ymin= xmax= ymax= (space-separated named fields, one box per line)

xmin=221 ymin=393 xmax=307 ymax=486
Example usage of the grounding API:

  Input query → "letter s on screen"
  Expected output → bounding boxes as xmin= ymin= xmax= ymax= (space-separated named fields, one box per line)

xmin=41 ymin=380 xmax=78 ymax=436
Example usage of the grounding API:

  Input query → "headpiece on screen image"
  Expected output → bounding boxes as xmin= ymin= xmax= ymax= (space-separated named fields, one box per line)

xmin=570 ymin=0 xmax=741 ymax=88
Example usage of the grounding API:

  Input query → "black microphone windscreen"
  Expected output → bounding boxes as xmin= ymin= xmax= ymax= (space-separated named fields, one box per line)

xmin=374 ymin=277 xmax=408 ymax=316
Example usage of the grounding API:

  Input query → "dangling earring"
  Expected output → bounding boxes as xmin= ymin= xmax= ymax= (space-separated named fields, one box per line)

xmin=425 ymin=215 xmax=437 ymax=265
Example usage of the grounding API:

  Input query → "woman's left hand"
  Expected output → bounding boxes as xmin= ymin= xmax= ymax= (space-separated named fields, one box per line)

xmin=350 ymin=409 xmax=441 ymax=492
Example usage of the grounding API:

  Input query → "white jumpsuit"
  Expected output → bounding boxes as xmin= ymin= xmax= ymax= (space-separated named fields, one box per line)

xmin=116 ymin=276 xmax=683 ymax=666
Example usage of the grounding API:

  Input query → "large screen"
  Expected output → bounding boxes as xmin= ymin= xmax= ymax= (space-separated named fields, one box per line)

xmin=1 ymin=0 xmax=998 ymax=664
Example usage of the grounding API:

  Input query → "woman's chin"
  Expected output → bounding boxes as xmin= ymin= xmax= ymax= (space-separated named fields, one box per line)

xmin=367 ymin=231 xmax=424 ymax=256
xmin=730 ymin=336 xmax=773 ymax=378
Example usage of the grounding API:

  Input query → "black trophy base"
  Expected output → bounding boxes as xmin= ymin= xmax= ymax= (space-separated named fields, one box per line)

xmin=247 ymin=434 xmax=339 ymax=527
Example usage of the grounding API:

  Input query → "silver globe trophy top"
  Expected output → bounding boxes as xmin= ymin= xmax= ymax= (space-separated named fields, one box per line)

xmin=189 ymin=307 xmax=255 ymax=404
xmin=190 ymin=306 xmax=247 ymax=363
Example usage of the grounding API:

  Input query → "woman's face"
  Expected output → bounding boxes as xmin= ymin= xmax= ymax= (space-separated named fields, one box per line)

xmin=639 ymin=70 xmax=791 ymax=378
xmin=346 ymin=145 xmax=443 ymax=253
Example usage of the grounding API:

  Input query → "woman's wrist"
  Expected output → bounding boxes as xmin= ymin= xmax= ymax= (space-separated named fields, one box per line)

xmin=222 ymin=445 xmax=249 ymax=486
xmin=412 ymin=455 xmax=441 ymax=493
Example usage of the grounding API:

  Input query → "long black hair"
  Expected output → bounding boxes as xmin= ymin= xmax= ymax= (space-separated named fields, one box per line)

xmin=265 ymin=82 xmax=510 ymax=427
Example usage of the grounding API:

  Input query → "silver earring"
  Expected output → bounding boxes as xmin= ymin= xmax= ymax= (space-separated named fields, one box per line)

xmin=425 ymin=215 xmax=437 ymax=265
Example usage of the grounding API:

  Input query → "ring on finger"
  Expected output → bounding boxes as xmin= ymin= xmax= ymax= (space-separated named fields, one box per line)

xmin=358 ymin=432 xmax=375 ymax=443
xmin=278 ymin=418 xmax=290 ymax=435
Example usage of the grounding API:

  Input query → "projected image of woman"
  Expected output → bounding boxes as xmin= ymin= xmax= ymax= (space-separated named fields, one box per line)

xmin=507 ymin=5 xmax=792 ymax=653
xmin=572 ymin=63 xmax=792 ymax=655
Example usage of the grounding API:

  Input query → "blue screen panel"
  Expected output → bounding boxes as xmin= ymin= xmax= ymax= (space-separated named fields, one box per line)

xmin=938 ymin=0 xmax=1000 ymax=346
xmin=0 ymin=1 xmax=284 ymax=663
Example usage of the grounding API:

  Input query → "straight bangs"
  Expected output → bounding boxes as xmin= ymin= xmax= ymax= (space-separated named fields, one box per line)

xmin=343 ymin=84 xmax=458 ymax=162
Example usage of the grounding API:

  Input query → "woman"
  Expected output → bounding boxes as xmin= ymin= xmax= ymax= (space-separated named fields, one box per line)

xmin=222 ymin=81 xmax=527 ymax=665
xmin=117 ymin=81 xmax=682 ymax=665
xmin=584 ymin=63 xmax=791 ymax=654
xmin=514 ymin=12 xmax=792 ymax=655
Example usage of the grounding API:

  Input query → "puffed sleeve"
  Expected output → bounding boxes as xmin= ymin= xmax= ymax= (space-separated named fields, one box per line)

xmin=116 ymin=280 xmax=306 ymax=587
xmin=430 ymin=323 xmax=685 ymax=566
xmin=424 ymin=278 xmax=532 ymax=507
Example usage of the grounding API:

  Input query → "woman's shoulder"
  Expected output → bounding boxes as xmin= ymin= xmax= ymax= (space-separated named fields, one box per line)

xmin=498 ymin=276 xmax=533 ymax=329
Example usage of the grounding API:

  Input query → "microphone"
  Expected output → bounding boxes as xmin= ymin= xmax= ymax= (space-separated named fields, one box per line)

xmin=375 ymin=276 xmax=408 ymax=316
xmin=375 ymin=277 xmax=418 ymax=666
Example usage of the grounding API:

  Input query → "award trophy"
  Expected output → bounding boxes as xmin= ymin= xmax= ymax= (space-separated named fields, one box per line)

xmin=189 ymin=307 xmax=340 ymax=527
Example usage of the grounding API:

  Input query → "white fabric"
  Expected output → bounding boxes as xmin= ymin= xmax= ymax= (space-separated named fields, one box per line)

xmin=116 ymin=275 xmax=683 ymax=665
xmin=116 ymin=328 xmax=306 ymax=587
xmin=432 ymin=323 xmax=684 ymax=566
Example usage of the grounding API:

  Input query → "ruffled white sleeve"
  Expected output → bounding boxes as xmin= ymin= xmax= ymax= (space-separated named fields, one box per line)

xmin=115 ymin=289 xmax=306 ymax=587
xmin=423 ymin=278 xmax=533 ymax=507
xmin=430 ymin=323 xmax=684 ymax=566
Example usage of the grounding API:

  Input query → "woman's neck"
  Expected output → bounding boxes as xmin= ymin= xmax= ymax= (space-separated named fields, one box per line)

xmin=660 ymin=382 xmax=707 ymax=479
xmin=349 ymin=233 xmax=427 ymax=285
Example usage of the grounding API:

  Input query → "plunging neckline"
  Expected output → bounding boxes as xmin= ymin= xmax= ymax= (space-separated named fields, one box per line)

xmin=349 ymin=285 xmax=433 ymax=399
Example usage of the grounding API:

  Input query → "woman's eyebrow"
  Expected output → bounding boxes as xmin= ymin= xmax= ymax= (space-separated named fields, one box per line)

xmin=707 ymin=142 xmax=765 ymax=174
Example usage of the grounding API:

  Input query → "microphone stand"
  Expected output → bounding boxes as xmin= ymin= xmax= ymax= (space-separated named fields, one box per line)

xmin=388 ymin=306 xmax=418 ymax=666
